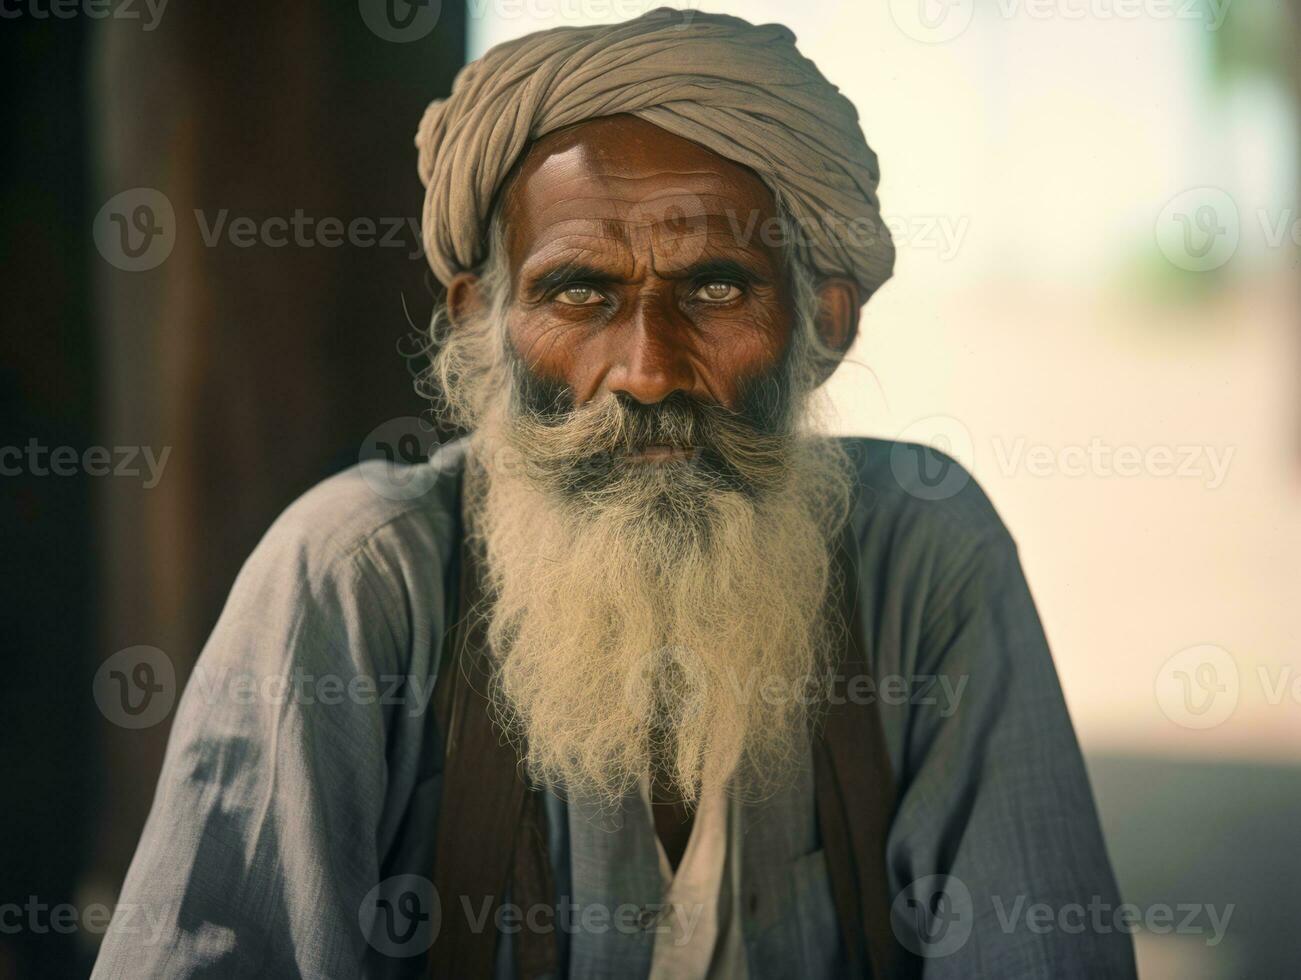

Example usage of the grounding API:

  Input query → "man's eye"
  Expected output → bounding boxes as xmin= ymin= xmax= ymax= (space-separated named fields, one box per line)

xmin=555 ymin=285 xmax=602 ymax=306
xmin=694 ymin=281 xmax=741 ymax=303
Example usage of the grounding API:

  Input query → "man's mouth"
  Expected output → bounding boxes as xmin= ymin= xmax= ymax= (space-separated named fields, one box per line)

xmin=626 ymin=444 xmax=697 ymax=463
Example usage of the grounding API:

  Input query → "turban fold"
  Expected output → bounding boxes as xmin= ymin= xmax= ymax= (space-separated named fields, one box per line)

xmin=415 ymin=7 xmax=894 ymax=299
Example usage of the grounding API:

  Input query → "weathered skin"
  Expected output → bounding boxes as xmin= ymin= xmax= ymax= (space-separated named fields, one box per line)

xmin=448 ymin=113 xmax=861 ymax=416
xmin=446 ymin=113 xmax=863 ymax=867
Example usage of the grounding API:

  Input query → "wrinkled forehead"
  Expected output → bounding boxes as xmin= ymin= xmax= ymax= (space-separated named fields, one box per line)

xmin=496 ymin=114 xmax=788 ymax=279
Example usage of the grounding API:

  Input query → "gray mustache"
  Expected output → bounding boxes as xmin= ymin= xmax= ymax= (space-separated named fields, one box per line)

xmin=508 ymin=390 xmax=792 ymax=500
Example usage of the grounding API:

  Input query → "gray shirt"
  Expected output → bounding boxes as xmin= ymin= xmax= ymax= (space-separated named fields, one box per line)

xmin=92 ymin=437 xmax=1136 ymax=978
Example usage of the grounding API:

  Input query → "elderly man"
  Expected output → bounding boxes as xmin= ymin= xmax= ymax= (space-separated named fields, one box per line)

xmin=94 ymin=9 xmax=1135 ymax=979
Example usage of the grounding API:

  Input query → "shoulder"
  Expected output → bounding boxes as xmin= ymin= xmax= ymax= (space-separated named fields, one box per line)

xmin=837 ymin=436 xmax=1019 ymax=604
xmin=840 ymin=436 xmax=1011 ymax=546
xmin=183 ymin=439 xmax=470 ymax=706
xmin=233 ymin=438 xmax=468 ymax=623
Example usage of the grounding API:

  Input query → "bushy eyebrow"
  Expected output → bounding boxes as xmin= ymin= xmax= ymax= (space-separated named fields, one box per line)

xmin=523 ymin=254 xmax=773 ymax=300
xmin=676 ymin=258 xmax=768 ymax=286
xmin=526 ymin=262 xmax=629 ymax=298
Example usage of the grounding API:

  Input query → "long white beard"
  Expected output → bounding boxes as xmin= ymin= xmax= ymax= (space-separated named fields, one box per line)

xmin=466 ymin=396 xmax=852 ymax=806
xmin=428 ymin=252 xmax=853 ymax=805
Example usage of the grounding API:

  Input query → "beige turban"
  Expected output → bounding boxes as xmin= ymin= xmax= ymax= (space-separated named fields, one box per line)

xmin=415 ymin=7 xmax=893 ymax=299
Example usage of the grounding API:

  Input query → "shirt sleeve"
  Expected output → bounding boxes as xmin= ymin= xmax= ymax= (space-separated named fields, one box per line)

xmin=884 ymin=529 xmax=1138 ymax=978
xmin=91 ymin=471 xmax=451 ymax=980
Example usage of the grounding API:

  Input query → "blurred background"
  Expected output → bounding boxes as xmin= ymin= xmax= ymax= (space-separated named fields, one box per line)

xmin=2 ymin=0 xmax=1296 ymax=977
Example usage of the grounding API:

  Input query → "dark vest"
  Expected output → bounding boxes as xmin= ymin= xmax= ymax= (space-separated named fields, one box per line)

xmin=428 ymin=487 xmax=917 ymax=979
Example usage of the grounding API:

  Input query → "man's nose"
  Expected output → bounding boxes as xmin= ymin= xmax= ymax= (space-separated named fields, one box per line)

xmin=604 ymin=311 xmax=698 ymax=406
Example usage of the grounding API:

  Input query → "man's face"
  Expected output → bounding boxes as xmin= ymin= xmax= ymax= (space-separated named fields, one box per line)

xmin=496 ymin=113 xmax=798 ymax=425
xmin=436 ymin=116 xmax=858 ymax=802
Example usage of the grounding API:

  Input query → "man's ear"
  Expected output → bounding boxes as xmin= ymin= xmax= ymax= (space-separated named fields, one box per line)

xmin=809 ymin=276 xmax=862 ymax=385
xmin=446 ymin=272 xmax=485 ymax=329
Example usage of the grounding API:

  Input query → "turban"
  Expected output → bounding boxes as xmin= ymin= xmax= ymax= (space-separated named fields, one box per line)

xmin=414 ymin=8 xmax=894 ymax=300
